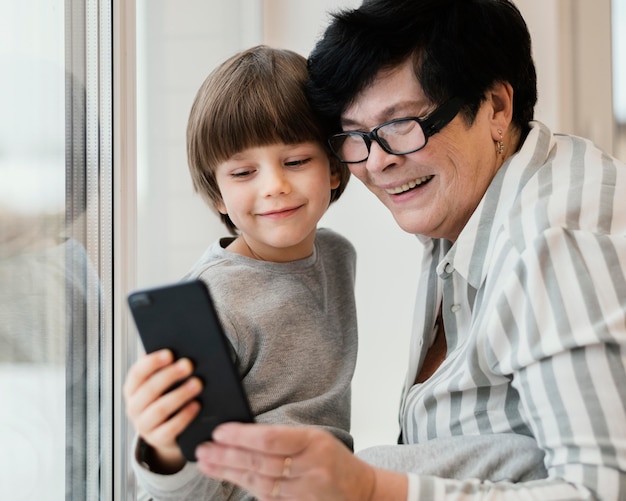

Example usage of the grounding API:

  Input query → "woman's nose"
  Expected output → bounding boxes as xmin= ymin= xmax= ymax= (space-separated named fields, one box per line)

xmin=365 ymin=140 xmax=398 ymax=173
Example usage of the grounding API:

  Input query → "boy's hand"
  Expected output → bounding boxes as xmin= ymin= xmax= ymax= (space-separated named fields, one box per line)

xmin=123 ymin=349 xmax=203 ymax=473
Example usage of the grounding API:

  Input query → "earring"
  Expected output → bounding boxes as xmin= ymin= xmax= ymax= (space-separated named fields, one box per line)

xmin=496 ymin=128 xmax=504 ymax=155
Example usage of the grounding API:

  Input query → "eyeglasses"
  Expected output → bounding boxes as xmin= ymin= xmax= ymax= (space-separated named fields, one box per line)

xmin=328 ymin=97 xmax=464 ymax=164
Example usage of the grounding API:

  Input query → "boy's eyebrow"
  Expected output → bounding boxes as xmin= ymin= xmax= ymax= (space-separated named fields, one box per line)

xmin=228 ymin=151 xmax=248 ymax=161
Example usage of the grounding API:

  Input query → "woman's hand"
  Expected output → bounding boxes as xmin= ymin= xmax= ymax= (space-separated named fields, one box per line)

xmin=195 ymin=422 xmax=407 ymax=501
xmin=123 ymin=349 xmax=202 ymax=473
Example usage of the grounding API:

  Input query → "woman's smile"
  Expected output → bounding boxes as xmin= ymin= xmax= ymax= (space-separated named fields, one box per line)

xmin=385 ymin=175 xmax=434 ymax=195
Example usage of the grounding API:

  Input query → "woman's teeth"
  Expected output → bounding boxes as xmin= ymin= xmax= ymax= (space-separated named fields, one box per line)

xmin=386 ymin=175 xmax=433 ymax=195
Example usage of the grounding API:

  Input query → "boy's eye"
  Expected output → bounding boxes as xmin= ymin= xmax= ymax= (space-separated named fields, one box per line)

xmin=285 ymin=157 xmax=311 ymax=167
xmin=231 ymin=168 xmax=255 ymax=178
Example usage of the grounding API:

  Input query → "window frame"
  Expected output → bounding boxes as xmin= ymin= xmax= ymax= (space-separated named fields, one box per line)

xmin=112 ymin=0 xmax=139 ymax=499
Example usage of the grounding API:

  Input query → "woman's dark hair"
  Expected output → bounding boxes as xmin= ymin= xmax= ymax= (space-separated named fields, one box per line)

xmin=307 ymin=0 xmax=537 ymax=133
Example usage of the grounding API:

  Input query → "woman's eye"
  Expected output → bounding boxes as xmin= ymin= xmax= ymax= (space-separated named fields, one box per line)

xmin=388 ymin=119 xmax=418 ymax=136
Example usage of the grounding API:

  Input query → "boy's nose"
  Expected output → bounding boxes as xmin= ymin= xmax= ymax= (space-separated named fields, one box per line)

xmin=262 ymin=167 xmax=291 ymax=196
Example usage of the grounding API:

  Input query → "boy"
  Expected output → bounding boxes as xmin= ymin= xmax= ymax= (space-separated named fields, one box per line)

xmin=123 ymin=45 xmax=356 ymax=501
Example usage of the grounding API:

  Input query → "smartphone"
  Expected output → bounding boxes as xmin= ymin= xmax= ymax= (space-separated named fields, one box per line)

xmin=127 ymin=279 xmax=254 ymax=462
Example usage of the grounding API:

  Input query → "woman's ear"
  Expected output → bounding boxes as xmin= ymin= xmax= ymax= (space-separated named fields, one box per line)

xmin=488 ymin=81 xmax=514 ymax=141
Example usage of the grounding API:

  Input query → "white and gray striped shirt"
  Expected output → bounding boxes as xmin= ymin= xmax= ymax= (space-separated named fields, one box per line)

xmin=402 ymin=121 xmax=626 ymax=500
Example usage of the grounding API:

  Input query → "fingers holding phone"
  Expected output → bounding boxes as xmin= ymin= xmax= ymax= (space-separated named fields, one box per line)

xmin=123 ymin=349 xmax=203 ymax=469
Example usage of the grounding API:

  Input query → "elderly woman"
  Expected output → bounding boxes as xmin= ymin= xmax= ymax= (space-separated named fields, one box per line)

xmin=193 ymin=1 xmax=626 ymax=499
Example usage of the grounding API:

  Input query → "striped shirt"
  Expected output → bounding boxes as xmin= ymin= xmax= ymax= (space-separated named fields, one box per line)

xmin=402 ymin=121 xmax=626 ymax=500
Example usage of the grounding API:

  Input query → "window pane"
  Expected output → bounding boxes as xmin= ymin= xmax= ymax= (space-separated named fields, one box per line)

xmin=0 ymin=0 xmax=111 ymax=498
xmin=613 ymin=0 xmax=626 ymax=161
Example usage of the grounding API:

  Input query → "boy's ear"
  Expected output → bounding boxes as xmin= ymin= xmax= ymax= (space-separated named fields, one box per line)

xmin=330 ymin=170 xmax=341 ymax=190
xmin=216 ymin=200 xmax=228 ymax=215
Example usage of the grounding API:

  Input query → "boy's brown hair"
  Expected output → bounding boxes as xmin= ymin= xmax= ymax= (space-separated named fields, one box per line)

xmin=187 ymin=45 xmax=350 ymax=234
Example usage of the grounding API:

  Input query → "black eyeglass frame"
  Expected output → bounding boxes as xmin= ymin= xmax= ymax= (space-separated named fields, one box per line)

xmin=329 ymin=97 xmax=465 ymax=164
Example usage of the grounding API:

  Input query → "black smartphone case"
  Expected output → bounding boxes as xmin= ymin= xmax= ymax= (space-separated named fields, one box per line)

xmin=127 ymin=279 xmax=254 ymax=462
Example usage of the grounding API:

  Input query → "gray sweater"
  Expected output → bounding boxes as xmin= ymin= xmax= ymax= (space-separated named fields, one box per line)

xmin=132 ymin=228 xmax=358 ymax=500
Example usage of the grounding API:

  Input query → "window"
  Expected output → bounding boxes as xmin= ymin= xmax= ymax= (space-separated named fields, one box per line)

xmin=0 ymin=0 xmax=113 ymax=498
